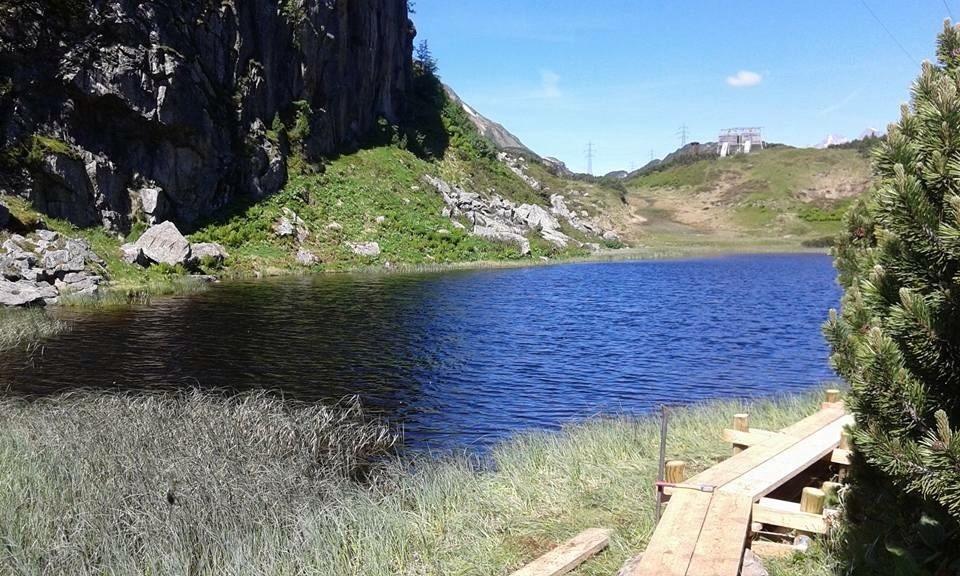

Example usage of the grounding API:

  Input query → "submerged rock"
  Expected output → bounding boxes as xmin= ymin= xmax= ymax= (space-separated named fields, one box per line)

xmin=135 ymin=221 xmax=192 ymax=266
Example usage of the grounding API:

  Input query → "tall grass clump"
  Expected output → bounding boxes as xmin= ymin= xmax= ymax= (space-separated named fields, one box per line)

xmin=0 ymin=390 xmax=828 ymax=575
xmin=0 ymin=308 xmax=68 ymax=352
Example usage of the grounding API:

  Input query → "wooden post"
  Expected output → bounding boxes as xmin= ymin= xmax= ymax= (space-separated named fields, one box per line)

xmin=665 ymin=461 xmax=686 ymax=484
xmin=822 ymin=481 xmax=843 ymax=506
xmin=733 ymin=413 xmax=750 ymax=454
xmin=839 ymin=431 xmax=851 ymax=450
xmin=825 ymin=389 xmax=841 ymax=404
xmin=800 ymin=488 xmax=826 ymax=515
xmin=838 ymin=431 xmax=852 ymax=482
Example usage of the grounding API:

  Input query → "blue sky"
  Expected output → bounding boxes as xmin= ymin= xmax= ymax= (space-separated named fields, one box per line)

xmin=412 ymin=1 xmax=954 ymax=174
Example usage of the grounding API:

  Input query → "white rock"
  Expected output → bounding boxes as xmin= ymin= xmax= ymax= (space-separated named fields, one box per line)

xmin=348 ymin=242 xmax=381 ymax=258
xmin=134 ymin=221 xmax=192 ymax=266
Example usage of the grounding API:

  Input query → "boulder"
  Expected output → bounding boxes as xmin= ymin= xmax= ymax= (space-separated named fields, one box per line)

xmin=473 ymin=226 xmax=531 ymax=256
xmin=120 ymin=243 xmax=147 ymax=266
xmin=55 ymin=272 xmax=101 ymax=296
xmin=190 ymin=242 xmax=229 ymax=266
xmin=514 ymin=203 xmax=561 ymax=232
xmin=0 ymin=279 xmax=58 ymax=307
xmin=134 ymin=221 xmax=192 ymax=266
xmin=296 ymin=248 xmax=318 ymax=266
xmin=348 ymin=241 xmax=381 ymax=258
xmin=35 ymin=229 xmax=59 ymax=242
xmin=326 ymin=222 xmax=343 ymax=232
xmin=42 ymin=249 xmax=86 ymax=274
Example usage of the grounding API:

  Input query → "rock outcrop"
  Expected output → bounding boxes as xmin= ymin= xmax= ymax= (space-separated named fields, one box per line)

xmin=423 ymin=174 xmax=620 ymax=255
xmin=0 ymin=0 xmax=414 ymax=232
xmin=134 ymin=221 xmax=191 ymax=266
xmin=0 ymin=231 xmax=105 ymax=306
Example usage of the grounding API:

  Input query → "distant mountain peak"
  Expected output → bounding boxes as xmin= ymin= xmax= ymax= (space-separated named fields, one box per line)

xmin=443 ymin=85 xmax=537 ymax=157
xmin=816 ymin=134 xmax=849 ymax=149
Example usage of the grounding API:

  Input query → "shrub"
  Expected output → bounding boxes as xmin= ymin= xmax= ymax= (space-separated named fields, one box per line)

xmin=824 ymin=21 xmax=960 ymax=574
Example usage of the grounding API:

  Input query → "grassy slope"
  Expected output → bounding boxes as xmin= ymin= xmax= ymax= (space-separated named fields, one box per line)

xmin=190 ymin=146 xmax=588 ymax=275
xmin=0 ymin=390 xmax=836 ymax=576
xmin=610 ymin=147 xmax=873 ymax=249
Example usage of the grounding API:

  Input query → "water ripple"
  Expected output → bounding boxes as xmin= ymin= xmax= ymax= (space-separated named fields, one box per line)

xmin=1 ymin=254 xmax=842 ymax=451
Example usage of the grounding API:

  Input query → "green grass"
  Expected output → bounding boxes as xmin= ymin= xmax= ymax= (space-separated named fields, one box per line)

xmin=192 ymin=146 xmax=587 ymax=273
xmin=0 ymin=308 xmax=68 ymax=353
xmin=0 ymin=390 xmax=837 ymax=575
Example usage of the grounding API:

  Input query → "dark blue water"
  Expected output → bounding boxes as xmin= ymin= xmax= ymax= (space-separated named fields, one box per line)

xmin=2 ymin=254 xmax=842 ymax=450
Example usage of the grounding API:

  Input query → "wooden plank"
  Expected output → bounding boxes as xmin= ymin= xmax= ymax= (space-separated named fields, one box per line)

xmin=509 ymin=528 xmax=612 ymax=576
xmin=719 ymin=415 xmax=855 ymax=499
xmin=626 ymin=491 xmax=713 ymax=576
xmin=722 ymin=428 xmax=783 ymax=447
xmin=753 ymin=498 xmax=827 ymax=534
xmin=779 ymin=406 xmax=846 ymax=437
xmin=831 ymin=448 xmax=851 ymax=465
xmin=685 ymin=408 xmax=847 ymax=491
xmin=750 ymin=540 xmax=802 ymax=559
xmin=685 ymin=493 xmax=754 ymax=576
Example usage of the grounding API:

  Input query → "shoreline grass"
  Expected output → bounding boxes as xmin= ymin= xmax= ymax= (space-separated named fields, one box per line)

xmin=0 ymin=308 xmax=69 ymax=353
xmin=0 ymin=389 xmax=836 ymax=575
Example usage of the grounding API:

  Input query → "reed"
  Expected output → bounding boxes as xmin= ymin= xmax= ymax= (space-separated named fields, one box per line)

xmin=0 ymin=390 xmax=836 ymax=575
xmin=0 ymin=307 xmax=68 ymax=352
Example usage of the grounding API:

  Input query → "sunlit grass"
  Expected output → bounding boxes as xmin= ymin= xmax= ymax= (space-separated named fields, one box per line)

xmin=0 ymin=308 xmax=69 ymax=353
xmin=0 ymin=389 xmax=835 ymax=575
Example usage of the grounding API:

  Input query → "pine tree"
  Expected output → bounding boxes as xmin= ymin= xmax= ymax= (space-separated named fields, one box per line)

xmin=824 ymin=20 xmax=960 ymax=574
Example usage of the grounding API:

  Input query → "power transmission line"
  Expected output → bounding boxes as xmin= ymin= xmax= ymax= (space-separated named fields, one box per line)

xmin=943 ymin=0 xmax=955 ymax=19
xmin=676 ymin=124 xmax=689 ymax=147
xmin=585 ymin=142 xmax=595 ymax=175
xmin=858 ymin=0 xmax=918 ymax=65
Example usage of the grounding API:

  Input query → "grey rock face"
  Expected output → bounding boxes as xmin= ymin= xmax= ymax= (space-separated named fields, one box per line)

xmin=135 ymin=221 xmax=191 ymax=266
xmin=1 ymin=0 xmax=414 ymax=232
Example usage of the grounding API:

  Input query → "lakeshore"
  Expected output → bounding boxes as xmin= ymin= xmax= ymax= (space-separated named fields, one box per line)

xmin=0 ymin=389 xmax=834 ymax=576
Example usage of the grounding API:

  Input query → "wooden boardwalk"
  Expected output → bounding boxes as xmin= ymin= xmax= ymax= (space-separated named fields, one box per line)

xmin=626 ymin=402 xmax=853 ymax=576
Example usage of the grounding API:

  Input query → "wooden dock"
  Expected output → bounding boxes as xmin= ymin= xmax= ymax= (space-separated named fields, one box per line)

xmin=626 ymin=395 xmax=853 ymax=576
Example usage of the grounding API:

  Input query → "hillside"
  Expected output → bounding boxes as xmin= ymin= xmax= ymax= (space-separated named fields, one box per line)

xmin=593 ymin=146 xmax=874 ymax=248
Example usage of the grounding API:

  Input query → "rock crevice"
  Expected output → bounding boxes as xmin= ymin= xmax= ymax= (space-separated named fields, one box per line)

xmin=0 ymin=0 xmax=414 ymax=232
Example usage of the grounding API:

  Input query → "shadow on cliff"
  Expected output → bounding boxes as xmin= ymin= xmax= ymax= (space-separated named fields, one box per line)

xmin=187 ymin=66 xmax=451 ymax=235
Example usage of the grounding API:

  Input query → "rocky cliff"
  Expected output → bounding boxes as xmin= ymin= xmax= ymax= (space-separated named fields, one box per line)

xmin=0 ymin=0 xmax=414 ymax=232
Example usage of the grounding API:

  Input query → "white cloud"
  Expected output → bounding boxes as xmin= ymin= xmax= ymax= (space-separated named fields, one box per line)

xmin=726 ymin=70 xmax=763 ymax=88
xmin=539 ymin=70 xmax=562 ymax=99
